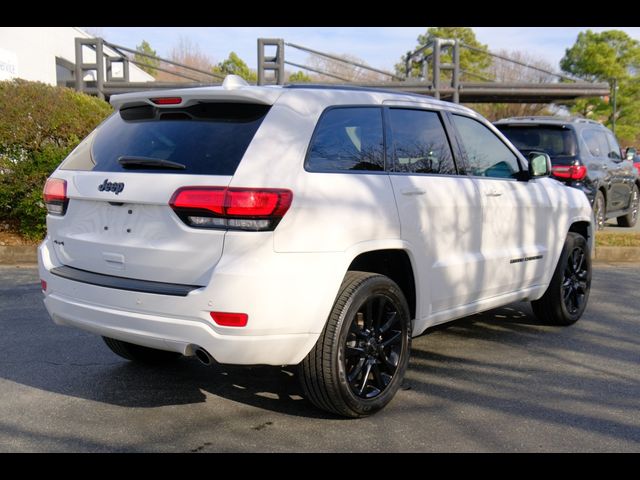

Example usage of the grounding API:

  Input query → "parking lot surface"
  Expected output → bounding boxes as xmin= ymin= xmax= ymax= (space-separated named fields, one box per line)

xmin=0 ymin=264 xmax=638 ymax=452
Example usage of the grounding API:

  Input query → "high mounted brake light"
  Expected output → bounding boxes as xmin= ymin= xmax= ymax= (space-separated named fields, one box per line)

xmin=43 ymin=178 xmax=68 ymax=216
xmin=150 ymin=97 xmax=182 ymax=105
xmin=169 ymin=187 xmax=293 ymax=231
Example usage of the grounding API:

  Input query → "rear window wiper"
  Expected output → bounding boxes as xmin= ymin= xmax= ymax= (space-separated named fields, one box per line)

xmin=118 ymin=156 xmax=186 ymax=170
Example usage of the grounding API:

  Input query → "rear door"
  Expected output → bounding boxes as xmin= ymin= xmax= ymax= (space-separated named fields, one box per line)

xmin=580 ymin=128 xmax=622 ymax=210
xmin=48 ymin=102 xmax=271 ymax=285
xmin=385 ymin=107 xmax=484 ymax=327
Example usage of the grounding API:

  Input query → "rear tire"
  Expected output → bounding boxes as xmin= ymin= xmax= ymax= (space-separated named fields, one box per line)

xmin=103 ymin=337 xmax=182 ymax=364
xmin=617 ymin=184 xmax=639 ymax=227
xmin=531 ymin=232 xmax=591 ymax=326
xmin=299 ymin=271 xmax=412 ymax=418
xmin=593 ymin=190 xmax=606 ymax=231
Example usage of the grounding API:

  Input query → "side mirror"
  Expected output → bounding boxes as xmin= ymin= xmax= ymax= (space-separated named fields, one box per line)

xmin=626 ymin=147 xmax=637 ymax=161
xmin=528 ymin=151 xmax=551 ymax=178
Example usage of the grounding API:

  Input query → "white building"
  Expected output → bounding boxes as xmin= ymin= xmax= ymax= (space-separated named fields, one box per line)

xmin=0 ymin=27 xmax=154 ymax=86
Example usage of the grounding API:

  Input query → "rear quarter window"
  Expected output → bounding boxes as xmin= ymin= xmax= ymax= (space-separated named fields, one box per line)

xmin=305 ymin=107 xmax=384 ymax=172
xmin=59 ymin=103 xmax=271 ymax=175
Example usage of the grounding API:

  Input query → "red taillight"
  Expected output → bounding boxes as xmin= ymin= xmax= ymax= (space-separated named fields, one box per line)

xmin=150 ymin=97 xmax=182 ymax=105
xmin=169 ymin=187 xmax=293 ymax=231
xmin=40 ymin=280 xmax=47 ymax=292
xmin=552 ymin=165 xmax=588 ymax=181
xmin=43 ymin=178 xmax=68 ymax=215
xmin=209 ymin=311 xmax=248 ymax=327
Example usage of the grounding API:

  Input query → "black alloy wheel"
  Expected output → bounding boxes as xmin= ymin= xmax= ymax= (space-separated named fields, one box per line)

xmin=299 ymin=271 xmax=411 ymax=417
xmin=531 ymin=232 xmax=591 ymax=326
xmin=344 ymin=294 xmax=403 ymax=399
xmin=561 ymin=246 xmax=589 ymax=315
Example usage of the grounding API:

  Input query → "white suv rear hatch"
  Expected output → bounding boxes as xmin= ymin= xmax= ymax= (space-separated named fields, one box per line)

xmin=47 ymin=98 xmax=273 ymax=286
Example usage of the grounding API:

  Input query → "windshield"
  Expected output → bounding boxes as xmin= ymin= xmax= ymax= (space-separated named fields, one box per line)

xmin=60 ymin=103 xmax=271 ymax=175
xmin=497 ymin=125 xmax=577 ymax=157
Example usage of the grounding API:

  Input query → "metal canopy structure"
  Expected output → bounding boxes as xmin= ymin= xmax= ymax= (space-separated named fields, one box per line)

xmin=70 ymin=37 xmax=610 ymax=104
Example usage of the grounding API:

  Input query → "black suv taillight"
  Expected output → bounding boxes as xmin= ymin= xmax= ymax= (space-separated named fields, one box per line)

xmin=43 ymin=178 xmax=68 ymax=215
xmin=169 ymin=186 xmax=293 ymax=231
xmin=552 ymin=164 xmax=588 ymax=181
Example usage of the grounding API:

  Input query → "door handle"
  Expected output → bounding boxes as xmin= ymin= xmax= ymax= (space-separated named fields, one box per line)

xmin=401 ymin=189 xmax=426 ymax=196
xmin=485 ymin=189 xmax=503 ymax=197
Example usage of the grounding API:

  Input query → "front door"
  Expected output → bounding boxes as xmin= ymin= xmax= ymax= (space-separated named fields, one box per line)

xmin=449 ymin=114 xmax=554 ymax=297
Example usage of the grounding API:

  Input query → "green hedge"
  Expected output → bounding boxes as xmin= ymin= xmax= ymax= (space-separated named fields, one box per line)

xmin=0 ymin=79 xmax=112 ymax=239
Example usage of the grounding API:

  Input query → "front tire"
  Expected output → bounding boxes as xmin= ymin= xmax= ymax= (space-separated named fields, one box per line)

xmin=299 ymin=271 xmax=412 ymax=418
xmin=617 ymin=183 xmax=639 ymax=227
xmin=103 ymin=337 xmax=182 ymax=364
xmin=531 ymin=232 xmax=591 ymax=326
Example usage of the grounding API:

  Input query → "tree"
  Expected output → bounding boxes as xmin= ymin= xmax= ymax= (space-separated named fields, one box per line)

xmin=212 ymin=52 xmax=257 ymax=83
xmin=156 ymin=36 xmax=215 ymax=83
xmin=560 ymin=30 xmax=640 ymax=144
xmin=395 ymin=27 xmax=491 ymax=80
xmin=473 ymin=49 xmax=555 ymax=121
xmin=134 ymin=40 xmax=160 ymax=76
xmin=287 ymin=70 xmax=312 ymax=83
xmin=307 ymin=53 xmax=387 ymax=82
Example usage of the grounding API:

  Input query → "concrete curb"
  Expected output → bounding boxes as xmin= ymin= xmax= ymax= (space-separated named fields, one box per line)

xmin=1 ymin=245 xmax=639 ymax=265
xmin=593 ymin=246 xmax=640 ymax=263
xmin=0 ymin=246 xmax=38 ymax=264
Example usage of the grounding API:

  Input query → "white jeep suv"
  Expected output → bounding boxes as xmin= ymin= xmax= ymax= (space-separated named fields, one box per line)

xmin=39 ymin=76 xmax=593 ymax=417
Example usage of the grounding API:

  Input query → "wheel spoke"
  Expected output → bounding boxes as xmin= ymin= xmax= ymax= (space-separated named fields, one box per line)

xmin=573 ymin=250 xmax=584 ymax=273
xmin=345 ymin=346 xmax=365 ymax=358
xmin=562 ymin=285 xmax=572 ymax=302
xmin=347 ymin=357 xmax=366 ymax=383
xmin=381 ymin=331 xmax=402 ymax=348
xmin=371 ymin=362 xmax=390 ymax=389
xmin=358 ymin=361 xmax=373 ymax=395
xmin=379 ymin=311 xmax=398 ymax=334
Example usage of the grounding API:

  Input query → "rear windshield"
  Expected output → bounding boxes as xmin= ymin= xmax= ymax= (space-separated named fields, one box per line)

xmin=60 ymin=103 xmax=271 ymax=175
xmin=496 ymin=125 xmax=577 ymax=157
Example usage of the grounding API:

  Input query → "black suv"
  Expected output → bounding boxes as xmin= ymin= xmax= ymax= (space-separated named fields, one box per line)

xmin=495 ymin=116 xmax=639 ymax=229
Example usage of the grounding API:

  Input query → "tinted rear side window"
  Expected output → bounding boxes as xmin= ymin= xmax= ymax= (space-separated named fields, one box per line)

xmin=387 ymin=108 xmax=455 ymax=175
xmin=580 ymin=129 xmax=610 ymax=158
xmin=60 ymin=103 xmax=271 ymax=175
xmin=306 ymin=107 xmax=384 ymax=172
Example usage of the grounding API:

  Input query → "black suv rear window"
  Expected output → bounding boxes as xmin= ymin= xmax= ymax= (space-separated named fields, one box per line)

xmin=497 ymin=125 xmax=577 ymax=157
xmin=60 ymin=103 xmax=270 ymax=175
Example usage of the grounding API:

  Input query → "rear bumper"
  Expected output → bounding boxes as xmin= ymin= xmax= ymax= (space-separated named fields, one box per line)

xmin=38 ymin=236 xmax=344 ymax=366
xmin=43 ymin=291 xmax=318 ymax=365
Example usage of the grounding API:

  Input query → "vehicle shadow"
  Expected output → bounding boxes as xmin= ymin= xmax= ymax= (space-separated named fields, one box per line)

xmin=3 ymin=285 xmax=640 ymax=437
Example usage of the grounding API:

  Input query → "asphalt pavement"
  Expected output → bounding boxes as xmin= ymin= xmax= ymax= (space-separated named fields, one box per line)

xmin=0 ymin=263 xmax=639 ymax=452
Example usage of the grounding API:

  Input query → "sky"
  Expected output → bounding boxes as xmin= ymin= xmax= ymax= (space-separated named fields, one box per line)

xmin=86 ymin=27 xmax=640 ymax=74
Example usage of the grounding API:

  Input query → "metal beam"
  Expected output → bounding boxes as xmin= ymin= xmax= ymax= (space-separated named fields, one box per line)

xmin=103 ymin=41 xmax=224 ymax=80
xmin=285 ymin=41 xmax=402 ymax=80
xmin=284 ymin=61 xmax=352 ymax=82
xmin=69 ymin=79 xmax=608 ymax=104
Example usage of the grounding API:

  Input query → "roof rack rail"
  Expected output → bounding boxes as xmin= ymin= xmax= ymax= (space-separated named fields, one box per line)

xmin=496 ymin=115 xmax=601 ymax=125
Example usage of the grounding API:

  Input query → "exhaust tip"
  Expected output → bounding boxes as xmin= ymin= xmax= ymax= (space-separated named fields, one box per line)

xmin=194 ymin=347 xmax=213 ymax=366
